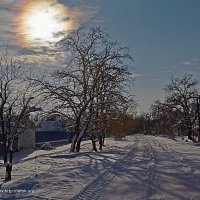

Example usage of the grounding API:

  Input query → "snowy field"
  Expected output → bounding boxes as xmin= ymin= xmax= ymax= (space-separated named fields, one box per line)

xmin=0 ymin=134 xmax=200 ymax=200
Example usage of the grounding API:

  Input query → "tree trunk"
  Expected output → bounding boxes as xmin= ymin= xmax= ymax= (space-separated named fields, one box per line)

xmin=75 ymin=126 xmax=88 ymax=152
xmin=1 ymin=119 xmax=7 ymax=164
xmin=70 ymin=119 xmax=81 ymax=152
xmin=187 ymin=123 xmax=193 ymax=141
xmin=99 ymin=136 xmax=103 ymax=151
xmin=92 ymin=140 xmax=97 ymax=152
xmin=75 ymin=137 xmax=83 ymax=152
xmin=5 ymin=150 xmax=13 ymax=181
xmin=102 ymin=132 xmax=105 ymax=146
xmin=188 ymin=130 xmax=193 ymax=141
xmin=70 ymin=134 xmax=78 ymax=152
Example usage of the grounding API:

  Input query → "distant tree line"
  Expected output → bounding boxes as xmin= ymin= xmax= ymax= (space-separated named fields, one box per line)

xmin=136 ymin=74 xmax=200 ymax=142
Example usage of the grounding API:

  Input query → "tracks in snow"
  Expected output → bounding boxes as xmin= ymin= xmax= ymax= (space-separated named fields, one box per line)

xmin=140 ymin=138 xmax=158 ymax=200
xmin=72 ymin=136 xmax=200 ymax=200
xmin=69 ymin=136 xmax=160 ymax=200
xmin=150 ymin=138 xmax=200 ymax=191
xmin=69 ymin=137 xmax=140 ymax=200
xmin=1 ymin=135 xmax=199 ymax=200
xmin=146 ymin=137 xmax=200 ymax=200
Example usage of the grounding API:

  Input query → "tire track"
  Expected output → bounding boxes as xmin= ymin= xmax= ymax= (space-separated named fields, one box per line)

xmin=139 ymin=137 xmax=163 ymax=200
xmin=148 ymin=137 xmax=200 ymax=199
xmin=151 ymin=139 xmax=194 ymax=174
xmin=69 ymin=137 xmax=140 ymax=200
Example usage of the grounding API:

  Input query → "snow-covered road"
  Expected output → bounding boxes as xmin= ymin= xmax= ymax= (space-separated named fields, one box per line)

xmin=0 ymin=135 xmax=200 ymax=200
xmin=98 ymin=136 xmax=200 ymax=200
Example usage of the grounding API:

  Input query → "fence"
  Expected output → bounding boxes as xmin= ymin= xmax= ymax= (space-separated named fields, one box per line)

xmin=35 ymin=131 xmax=74 ymax=144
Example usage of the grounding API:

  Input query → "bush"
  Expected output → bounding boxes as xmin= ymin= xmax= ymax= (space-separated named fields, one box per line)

xmin=41 ymin=142 xmax=54 ymax=150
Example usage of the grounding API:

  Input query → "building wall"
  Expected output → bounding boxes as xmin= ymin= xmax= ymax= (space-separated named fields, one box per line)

xmin=18 ymin=128 xmax=35 ymax=150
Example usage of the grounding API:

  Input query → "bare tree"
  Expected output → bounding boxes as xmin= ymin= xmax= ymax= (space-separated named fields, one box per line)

xmin=33 ymin=27 xmax=134 ymax=152
xmin=0 ymin=49 xmax=41 ymax=181
xmin=161 ymin=74 xmax=199 ymax=140
xmin=150 ymin=100 xmax=178 ymax=138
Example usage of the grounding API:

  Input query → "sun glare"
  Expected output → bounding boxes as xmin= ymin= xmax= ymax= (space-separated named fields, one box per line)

xmin=26 ymin=9 xmax=64 ymax=43
xmin=13 ymin=0 xmax=79 ymax=47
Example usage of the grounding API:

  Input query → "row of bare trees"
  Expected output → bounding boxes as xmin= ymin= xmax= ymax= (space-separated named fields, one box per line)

xmin=0 ymin=49 xmax=42 ymax=180
xmin=32 ymin=27 xmax=135 ymax=152
xmin=142 ymin=74 xmax=200 ymax=142
xmin=0 ymin=26 xmax=136 ymax=181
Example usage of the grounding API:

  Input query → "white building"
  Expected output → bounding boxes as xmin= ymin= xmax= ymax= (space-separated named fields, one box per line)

xmin=17 ymin=128 xmax=36 ymax=150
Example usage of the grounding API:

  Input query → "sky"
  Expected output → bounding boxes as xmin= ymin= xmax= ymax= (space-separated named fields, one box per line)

xmin=0 ymin=0 xmax=200 ymax=113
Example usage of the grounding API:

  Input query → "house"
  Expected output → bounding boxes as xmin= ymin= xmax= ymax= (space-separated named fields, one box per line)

xmin=17 ymin=128 xmax=36 ymax=150
xmin=0 ymin=127 xmax=36 ymax=154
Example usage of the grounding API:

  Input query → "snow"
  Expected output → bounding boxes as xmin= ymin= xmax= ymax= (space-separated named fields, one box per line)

xmin=0 ymin=134 xmax=200 ymax=200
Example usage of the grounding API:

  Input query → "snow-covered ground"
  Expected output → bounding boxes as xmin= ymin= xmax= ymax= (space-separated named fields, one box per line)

xmin=0 ymin=134 xmax=200 ymax=200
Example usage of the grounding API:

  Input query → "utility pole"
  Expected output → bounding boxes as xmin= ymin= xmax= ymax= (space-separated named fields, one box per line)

xmin=1 ymin=116 xmax=7 ymax=164
xmin=196 ymin=96 xmax=200 ymax=143
xmin=4 ymin=106 xmax=13 ymax=181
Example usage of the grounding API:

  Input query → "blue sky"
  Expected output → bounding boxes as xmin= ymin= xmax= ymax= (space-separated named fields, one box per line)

xmin=90 ymin=0 xmax=200 ymax=112
xmin=0 ymin=0 xmax=200 ymax=112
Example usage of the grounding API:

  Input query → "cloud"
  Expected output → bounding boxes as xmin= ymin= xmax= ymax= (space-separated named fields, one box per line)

xmin=167 ymin=65 xmax=179 ymax=68
xmin=164 ymin=70 xmax=173 ymax=73
xmin=165 ymin=57 xmax=199 ymax=71
xmin=0 ymin=0 xmax=99 ymax=49
xmin=181 ymin=61 xmax=192 ymax=65
xmin=189 ymin=58 xmax=199 ymax=62
xmin=0 ymin=3 xmax=15 ymax=42
xmin=12 ymin=0 xmax=99 ymax=47
xmin=0 ymin=0 xmax=101 ymax=76
xmin=180 ymin=58 xmax=199 ymax=65
xmin=0 ymin=0 xmax=16 ymax=7
xmin=130 ymin=73 xmax=145 ymax=78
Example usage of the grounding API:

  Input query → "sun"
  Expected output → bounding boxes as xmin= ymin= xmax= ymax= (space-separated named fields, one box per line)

xmin=27 ymin=11 xmax=57 ymax=40
xmin=13 ymin=0 xmax=80 ymax=47
xmin=25 ymin=8 xmax=64 ymax=43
